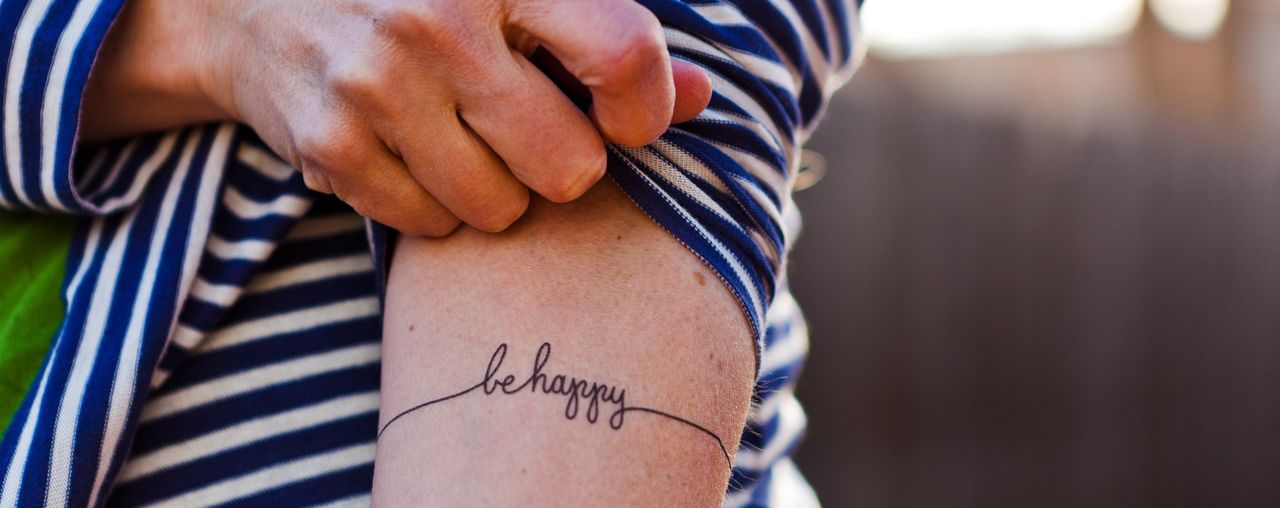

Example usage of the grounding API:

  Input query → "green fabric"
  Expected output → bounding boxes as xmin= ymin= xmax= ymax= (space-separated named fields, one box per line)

xmin=0 ymin=212 xmax=72 ymax=436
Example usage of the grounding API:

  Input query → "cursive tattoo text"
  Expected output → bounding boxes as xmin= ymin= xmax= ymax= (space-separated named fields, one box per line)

xmin=378 ymin=342 xmax=732 ymax=468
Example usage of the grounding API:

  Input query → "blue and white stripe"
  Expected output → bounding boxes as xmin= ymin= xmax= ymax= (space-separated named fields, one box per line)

xmin=0 ymin=0 xmax=860 ymax=506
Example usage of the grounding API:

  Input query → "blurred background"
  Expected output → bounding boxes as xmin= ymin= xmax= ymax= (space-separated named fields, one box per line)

xmin=788 ymin=0 xmax=1280 ymax=505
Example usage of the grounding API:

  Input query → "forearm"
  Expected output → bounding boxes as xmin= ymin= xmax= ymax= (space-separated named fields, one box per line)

xmin=81 ymin=0 xmax=230 ymax=142
xmin=374 ymin=180 xmax=756 ymax=506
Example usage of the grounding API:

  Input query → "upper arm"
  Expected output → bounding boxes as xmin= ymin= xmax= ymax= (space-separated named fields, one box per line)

xmin=374 ymin=181 xmax=756 ymax=506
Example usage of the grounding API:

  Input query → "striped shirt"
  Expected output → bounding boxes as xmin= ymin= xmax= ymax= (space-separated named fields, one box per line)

xmin=0 ymin=0 xmax=862 ymax=506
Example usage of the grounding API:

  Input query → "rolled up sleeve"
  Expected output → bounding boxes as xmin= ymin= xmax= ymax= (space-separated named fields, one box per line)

xmin=611 ymin=0 xmax=862 ymax=376
xmin=0 ymin=0 xmax=165 ymax=215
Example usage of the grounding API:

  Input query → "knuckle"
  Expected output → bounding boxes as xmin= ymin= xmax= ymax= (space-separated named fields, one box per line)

xmin=419 ymin=212 xmax=462 ymax=237
xmin=300 ymin=170 xmax=333 ymax=194
xmin=296 ymin=122 xmax=361 ymax=172
xmin=467 ymin=190 xmax=530 ymax=233
xmin=333 ymin=185 xmax=372 ymax=218
xmin=352 ymin=192 xmax=451 ymax=237
xmin=543 ymin=155 xmax=605 ymax=203
xmin=599 ymin=99 xmax=667 ymax=147
xmin=327 ymin=58 xmax=387 ymax=104
xmin=596 ymin=16 xmax=666 ymax=87
xmin=375 ymin=3 xmax=453 ymax=45
xmin=385 ymin=190 xmax=462 ymax=237
xmin=610 ymin=118 xmax=667 ymax=148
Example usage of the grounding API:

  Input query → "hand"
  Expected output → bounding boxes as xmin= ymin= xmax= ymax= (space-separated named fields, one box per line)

xmin=192 ymin=0 xmax=709 ymax=235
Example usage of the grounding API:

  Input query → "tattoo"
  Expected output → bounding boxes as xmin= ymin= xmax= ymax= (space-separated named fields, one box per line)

xmin=378 ymin=342 xmax=732 ymax=468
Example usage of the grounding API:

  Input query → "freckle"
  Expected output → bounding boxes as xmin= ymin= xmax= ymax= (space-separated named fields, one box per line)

xmin=693 ymin=271 xmax=707 ymax=286
xmin=616 ymin=235 xmax=622 ymax=241
xmin=408 ymin=324 xmax=415 ymax=332
xmin=520 ymin=468 xmax=527 ymax=475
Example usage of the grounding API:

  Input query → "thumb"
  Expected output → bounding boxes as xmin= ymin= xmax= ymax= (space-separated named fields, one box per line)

xmin=530 ymin=47 xmax=711 ymax=126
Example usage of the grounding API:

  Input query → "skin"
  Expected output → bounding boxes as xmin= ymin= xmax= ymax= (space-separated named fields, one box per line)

xmin=82 ymin=0 xmax=751 ymax=505
xmin=83 ymin=0 xmax=711 ymax=235
xmin=377 ymin=181 xmax=756 ymax=506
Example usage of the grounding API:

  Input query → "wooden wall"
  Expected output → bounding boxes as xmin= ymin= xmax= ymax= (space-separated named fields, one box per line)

xmin=790 ymin=3 xmax=1280 ymax=506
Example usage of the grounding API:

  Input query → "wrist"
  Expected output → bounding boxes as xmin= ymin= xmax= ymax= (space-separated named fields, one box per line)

xmin=187 ymin=0 xmax=245 ymax=123
xmin=82 ymin=0 xmax=234 ymax=140
xmin=148 ymin=0 xmax=238 ymax=121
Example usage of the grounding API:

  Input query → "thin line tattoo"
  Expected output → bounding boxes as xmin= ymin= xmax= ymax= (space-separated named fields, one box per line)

xmin=378 ymin=342 xmax=733 ymax=469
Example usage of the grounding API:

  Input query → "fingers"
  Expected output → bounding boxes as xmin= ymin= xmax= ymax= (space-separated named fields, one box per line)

xmin=457 ymin=51 xmax=606 ymax=203
xmin=670 ymin=58 xmax=713 ymax=124
xmin=296 ymin=124 xmax=461 ymax=237
xmin=392 ymin=109 xmax=532 ymax=233
xmin=529 ymin=46 xmax=712 ymax=125
xmin=297 ymin=0 xmax=694 ymax=236
xmin=507 ymin=0 xmax=674 ymax=147
xmin=319 ymin=35 xmax=530 ymax=235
